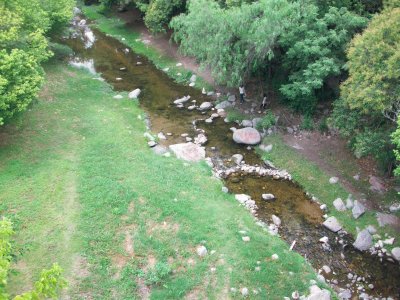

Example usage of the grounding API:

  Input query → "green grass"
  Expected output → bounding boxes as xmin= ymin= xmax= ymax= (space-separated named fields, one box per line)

xmin=258 ymin=135 xmax=400 ymax=250
xmin=0 ymin=61 xmax=328 ymax=299
xmin=82 ymin=4 xmax=212 ymax=92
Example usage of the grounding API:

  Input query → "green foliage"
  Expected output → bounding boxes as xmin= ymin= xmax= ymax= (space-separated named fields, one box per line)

xmin=318 ymin=117 xmax=329 ymax=132
xmin=300 ymin=115 xmax=314 ymax=130
xmin=256 ymin=111 xmax=276 ymax=131
xmin=171 ymin=0 xmax=297 ymax=86
xmin=331 ymin=6 xmax=400 ymax=172
xmin=339 ymin=7 xmax=400 ymax=121
xmin=144 ymin=262 xmax=171 ymax=285
xmin=314 ymin=0 xmax=383 ymax=15
xmin=279 ymin=5 xmax=367 ymax=113
xmin=144 ymin=0 xmax=185 ymax=33
xmin=391 ymin=118 xmax=400 ymax=177
xmin=0 ymin=219 xmax=65 ymax=300
xmin=0 ymin=0 xmax=74 ymax=125
xmin=226 ymin=109 xmax=246 ymax=122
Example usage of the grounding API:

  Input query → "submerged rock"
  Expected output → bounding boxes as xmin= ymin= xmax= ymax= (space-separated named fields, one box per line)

xmin=323 ymin=216 xmax=342 ymax=232
xmin=353 ymin=229 xmax=372 ymax=251
xmin=233 ymin=128 xmax=261 ymax=145
xmin=169 ymin=143 xmax=205 ymax=162
xmin=262 ymin=193 xmax=275 ymax=201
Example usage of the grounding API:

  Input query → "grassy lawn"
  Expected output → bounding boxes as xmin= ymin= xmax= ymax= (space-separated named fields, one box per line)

xmin=0 ymin=61 xmax=326 ymax=299
xmin=259 ymin=135 xmax=400 ymax=250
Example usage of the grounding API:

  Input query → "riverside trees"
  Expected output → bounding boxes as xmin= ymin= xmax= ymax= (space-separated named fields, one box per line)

xmin=0 ymin=0 xmax=74 ymax=125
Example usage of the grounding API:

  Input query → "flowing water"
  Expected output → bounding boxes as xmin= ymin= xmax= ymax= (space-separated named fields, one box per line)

xmin=60 ymin=15 xmax=400 ymax=299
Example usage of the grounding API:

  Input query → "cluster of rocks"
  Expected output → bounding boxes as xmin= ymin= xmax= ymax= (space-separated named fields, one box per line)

xmin=214 ymin=163 xmax=291 ymax=181
xmin=235 ymin=194 xmax=258 ymax=215
xmin=285 ymin=283 xmax=331 ymax=300
xmin=332 ymin=197 xmax=367 ymax=220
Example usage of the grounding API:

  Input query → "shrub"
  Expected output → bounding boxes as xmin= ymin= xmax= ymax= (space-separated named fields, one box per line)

xmin=256 ymin=111 xmax=276 ymax=131
xmin=300 ymin=115 xmax=314 ymax=130
xmin=226 ymin=109 xmax=246 ymax=122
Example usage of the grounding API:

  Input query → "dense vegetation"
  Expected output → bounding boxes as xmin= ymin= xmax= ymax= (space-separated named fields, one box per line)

xmin=0 ymin=0 xmax=74 ymax=125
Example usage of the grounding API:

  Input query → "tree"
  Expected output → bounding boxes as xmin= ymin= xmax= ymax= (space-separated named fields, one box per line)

xmin=391 ymin=118 xmax=400 ymax=177
xmin=0 ymin=0 xmax=74 ymax=125
xmin=331 ymin=4 xmax=400 ymax=172
xmin=279 ymin=5 xmax=366 ymax=113
xmin=171 ymin=0 xmax=297 ymax=86
xmin=0 ymin=218 xmax=66 ymax=300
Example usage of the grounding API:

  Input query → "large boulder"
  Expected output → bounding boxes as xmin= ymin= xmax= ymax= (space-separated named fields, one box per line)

xmin=233 ymin=128 xmax=261 ymax=145
xmin=169 ymin=143 xmax=205 ymax=162
xmin=353 ymin=229 xmax=372 ymax=251
xmin=323 ymin=216 xmax=342 ymax=232
xmin=391 ymin=247 xmax=400 ymax=262
xmin=128 ymin=88 xmax=141 ymax=99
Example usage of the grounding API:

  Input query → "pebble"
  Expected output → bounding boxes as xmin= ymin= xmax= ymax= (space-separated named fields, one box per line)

xmin=242 ymin=236 xmax=250 ymax=242
xmin=271 ymin=254 xmax=279 ymax=260
xmin=196 ymin=245 xmax=207 ymax=257
xmin=241 ymin=287 xmax=249 ymax=297
xmin=319 ymin=236 xmax=329 ymax=243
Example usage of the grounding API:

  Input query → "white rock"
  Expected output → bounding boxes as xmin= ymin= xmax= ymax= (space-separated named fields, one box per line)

xmin=262 ymin=193 xmax=275 ymax=201
xmin=196 ymin=245 xmax=207 ymax=257
xmin=391 ymin=247 xmax=400 ymax=261
xmin=389 ymin=203 xmax=400 ymax=212
xmin=157 ymin=132 xmax=167 ymax=140
xmin=319 ymin=236 xmax=329 ymax=243
xmin=199 ymin=102 xmax=213 ymax=111
xmin=194 ymin=133 xmax=207 ymax=145
xmin=241 ymin=120 xmax=253 ymax=127
xmin=232 ymin=154 xmax=244 ymax=165
xmin=128 ymin=88 xmax=141 ymax=99
xmin=271 ymin=254 xmax=279 ymax=260
xmin=329 ymin=177 xmax=339 ymax=184
xmin=235 ymin=194 xmax=251 ymax=204
xmin=222 ymin=186 xmax=228 ymax=193
xmin=169 ymin=143 xmax=205 ymax=162
xmin=321 ymin=265 xmax=331 ymax=274
xmin=366 ymin=225 xmax=376 ymax=234
xmin=148 ymin=141 xmax=157 ymax=147
xmin=333 ymin=198 xmax=346 ymax=211
xmin=271 ymin=215 xmax=281 ymax=227
xmin=320 ymin=204 xmax=327 ymax=211
xmin=189 ymin=82 xmax=195 ymax=87
xmin=233 ymin=127 xmax=261 ymax=145
xmin=323 ymin=216 xmax=342 ymax=232
xmin=190 ymin=74 xmax=197 ymax=82
xmin=259 ymin=144 xmax=273 ymax=152
xmin=113 ymin=94 xmax=123 ymax=99
xmin=176 ymin=62 xmax=182 ymax=67
xmin=346 ymin=197 xmax=354 ymax=209
xmin=174 ymin=95 xmax=191 ymax=104
xmin=241 ymin=287 xmax=249 ymax=297
xmin=383 ymin=238 xmax=394 ymax=245
xmin=242 ymin=236 xmax=250 ymax=242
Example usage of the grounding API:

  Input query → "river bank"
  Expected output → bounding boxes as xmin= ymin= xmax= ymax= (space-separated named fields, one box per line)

xmin=67 ymin=7 xmax=400 ymax=298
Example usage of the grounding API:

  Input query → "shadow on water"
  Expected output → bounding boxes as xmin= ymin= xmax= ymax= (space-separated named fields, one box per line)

xmin=60 ymin=15 xmax=400 ymax=299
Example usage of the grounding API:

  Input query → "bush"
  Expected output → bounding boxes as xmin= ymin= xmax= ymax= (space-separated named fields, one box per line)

xmin=144 ymin=262 xmax=171 ymax=285
xmin=318 ymin=117 xmax=329 ymax=132
xmin=300 ymin=115 xmax=314 ymax=130
xmin=226 ymin=109 xmax=246 ymax=122
xmin=256 ymin=111 xmax=276 ymax=131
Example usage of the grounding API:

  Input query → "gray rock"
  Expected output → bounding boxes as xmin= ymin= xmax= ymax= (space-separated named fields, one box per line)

xmin=241 ymin=119 xmax=253 ymax=127
xmin=307 ymin=285 xmax=331 ymax=300
xmin=157 ymin=132 xmax=167 ymax=140
xmin=287 ymin=127 xmax=294 ymax=134
xmin=128 ymin=88 xmax=141 ymax=99
xmin=323 ymin=216 xmax=342 ymax=232
xmin=169 ymin=143 xmax=205 ymax=162
xmin=352 ymin=200 xmax=366 ymax=219
xmin=366 ymin=225 xmax=377 ymax=234
xmin=222 ymin=186 xmax=229 ymax=193
xmin=235 ymin=194 xmax=251 ymax=204
xmin=329 ymin=177 xmax=339 ymax=184
xmin=333 ymin=198 xmax=346 ymax=211
xmin=215 ymin=100 xmax=233 ymax=110
xmin=262 ymin=193 xmax=275 ymax=201
xmin=232 ymin=154 xmax=244 ymax=165
xmin=152 ymin=145 xmax=167 ymax=155
xmin=338 ymin=289 xmax=352 ymax=299
xmin=353 ymin=229 xmax=373 ymax=251
xmin=113 ymin=94 xmax=123 ymax=99
xmin=369 ymin=175 xmax=386 ymax=193
xmin=228 ymin=94 xmax=236 ymax=102
xmin=391 ymin=247 xmax=400 ymax=261
xmin=241 ymin=287 xmax=249 ymax=297
xmin=346 ymin=197 xmax=354 ymax=209
xmin=233 ymin=127 xmax=261 ymax=145
xmin=377 ymin=212 xmax=400 ymax=227
xmin=199 ymin=102 xmax=213 ymax=111
xmin=190 ymin=74 xmax=197 ymax=82
xmin=194 ymin=133 xmax=207 ymax=145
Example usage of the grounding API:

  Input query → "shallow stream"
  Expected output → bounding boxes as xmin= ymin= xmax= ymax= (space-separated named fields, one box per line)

xmin=61 ymin=14 xmax=400 ymax=299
